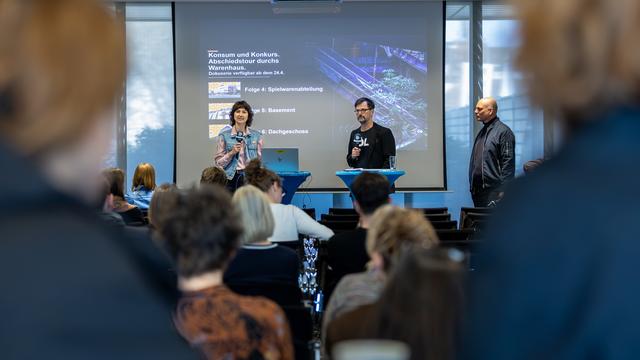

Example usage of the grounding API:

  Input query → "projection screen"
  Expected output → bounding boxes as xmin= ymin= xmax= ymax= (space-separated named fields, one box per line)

xmin=175 ymin=1 xmax=445 ymax=190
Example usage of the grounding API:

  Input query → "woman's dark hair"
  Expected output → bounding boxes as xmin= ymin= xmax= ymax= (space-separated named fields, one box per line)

xmin=373 ymin=246 xmax=465 ymax=360
xmin=354 ymin=97 xmax=375 ymax=110
xmin=159 ymin=185 xmax=243 ymax=277
xmin=244 ymin=159 xmax=281 ymax=193
xmin=229 ymin=100 xmax=254 ymax=127
xmin=102 ymin=168 xmax=125 ymax=198
xmin=200 ymin=166 xmax=228 ymax=186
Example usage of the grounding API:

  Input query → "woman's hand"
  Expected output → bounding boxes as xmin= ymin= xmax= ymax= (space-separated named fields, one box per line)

xmin=231 ymin=142 xmax=243 ymax=154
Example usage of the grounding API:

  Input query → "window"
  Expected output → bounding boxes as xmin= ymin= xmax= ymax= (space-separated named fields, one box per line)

xmin=482 ymin=6 xmax=544 ymax=175
xmin=124 ymin=3 xmax=175 ymax=187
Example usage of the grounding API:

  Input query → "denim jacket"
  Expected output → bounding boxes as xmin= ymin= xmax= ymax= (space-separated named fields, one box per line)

xmin=217 ymin=128 xmax=262 ymax=180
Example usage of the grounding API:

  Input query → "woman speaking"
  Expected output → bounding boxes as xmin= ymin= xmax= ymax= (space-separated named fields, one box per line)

xmin=214 ymin=100 xmax=263 ymax=192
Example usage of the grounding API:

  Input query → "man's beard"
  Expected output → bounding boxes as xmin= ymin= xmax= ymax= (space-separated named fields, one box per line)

xmin=357 ymin=116 xmax=366 ymax=123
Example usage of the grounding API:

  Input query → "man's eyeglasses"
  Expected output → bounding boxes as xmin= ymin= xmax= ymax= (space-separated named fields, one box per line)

xmin=354 ymin=108 xmax=372 ymax=114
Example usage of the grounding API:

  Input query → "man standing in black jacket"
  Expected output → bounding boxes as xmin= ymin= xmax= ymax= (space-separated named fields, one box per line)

xmin=347 ymin=98 xmax=396 ymax=169
xmin=468 ymin=97 xmax=516 ymax=207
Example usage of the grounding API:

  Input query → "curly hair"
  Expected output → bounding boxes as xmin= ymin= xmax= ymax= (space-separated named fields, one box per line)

xmin=366 ymin=205 xmax=439 ymax=271
xmin=243 ymin=159 xmax=281 ymax=193
xmin=159 ymin=185 xmax=243 ymax=277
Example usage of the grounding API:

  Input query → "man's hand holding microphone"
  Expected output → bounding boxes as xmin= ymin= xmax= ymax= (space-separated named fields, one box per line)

xmin=351 ymin=146 xmax=361 ymax=159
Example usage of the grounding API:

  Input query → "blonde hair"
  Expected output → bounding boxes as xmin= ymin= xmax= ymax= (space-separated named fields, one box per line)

xmin=513 ymin=0 xmax=640 ymax=116
xmin=132 ymin=163 xmax=156 ymax=191
xmin=366 ymin=205 xmax=439 ymax=271
xmin=232 ymin=185 xmax=275 ymax=244
xmin=0 ymin=0 xmax=125 ymax=158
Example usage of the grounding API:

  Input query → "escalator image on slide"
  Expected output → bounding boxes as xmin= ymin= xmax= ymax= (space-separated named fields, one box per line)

xmin=314 ymin=43 xmax=427 ymax=149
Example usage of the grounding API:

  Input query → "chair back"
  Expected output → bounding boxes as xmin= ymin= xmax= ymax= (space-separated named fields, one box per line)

xmin=429 ymin=220 xmax=458 ymax=230
xmin=328 ymin=208 xmax=358 ymax=216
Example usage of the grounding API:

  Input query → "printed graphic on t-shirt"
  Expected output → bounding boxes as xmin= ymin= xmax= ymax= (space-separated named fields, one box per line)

xmin=354 ymin=133 xmax=370 ymax=147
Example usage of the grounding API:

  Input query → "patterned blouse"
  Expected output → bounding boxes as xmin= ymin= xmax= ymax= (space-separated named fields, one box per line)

xmin=175 ymin=285 xmax=294 ymax=360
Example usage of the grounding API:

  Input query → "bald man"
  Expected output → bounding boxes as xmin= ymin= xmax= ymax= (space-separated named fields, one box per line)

xmin=468 ymin=98 xmax=515 ymax=207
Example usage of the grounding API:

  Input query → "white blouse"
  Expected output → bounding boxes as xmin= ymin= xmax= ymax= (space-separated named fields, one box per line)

xmin=269 ymin=203 xmax=334 ymax=242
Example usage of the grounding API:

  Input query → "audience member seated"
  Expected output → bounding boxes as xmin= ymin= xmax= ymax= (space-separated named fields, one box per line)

xmin=158 ymin=185 xmax=294 ymax=359
xmin=322 ymin=205 xmax=439 ymax=351
xmin=96 ymin=176 xmax=125 ymax=227
xmin=200 ymin=165 xmax=229 ymax=187
xmin=326 ymin=246 xmax=465 ymax=360
xmin=325 ymin=172 xmax=391 ymax=292
xmin=0 ymin=0 xmax=196 ymax=357
xmin=125 ymin=162 xmax=156 ymax=209
xmin=244 ymin=159 xmax=334 ymax=242
xmin=148 ymin=183 xmax=179 ymax=232
xmin=224 ymin=185 xmax=300 ymax=286
xmin=103 ymin=168 xmax=146 ymax=226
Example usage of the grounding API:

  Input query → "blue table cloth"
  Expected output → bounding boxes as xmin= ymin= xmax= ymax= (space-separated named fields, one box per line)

xmin=277 ymin=171 xmax=311 ymax=205
xmin=336 ymin=169 xmax=406 ymax=190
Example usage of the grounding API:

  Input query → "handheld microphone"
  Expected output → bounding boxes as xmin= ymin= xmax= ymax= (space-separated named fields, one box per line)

xmin=354 ymin=132 xmax=363 ymax=148
xmin=234 ymin=131 xmax=244 ymax=159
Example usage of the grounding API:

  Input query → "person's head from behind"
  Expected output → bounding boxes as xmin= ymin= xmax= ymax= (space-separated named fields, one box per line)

xmin=229 ymin=100 xmax=254 ymax=128
xmin=94 ymin=177 xmax=114 ymax=212
xmin=232 ymin=185 xmax=274 ymax=244
xmin=200 ymin=166 xmax=228 ymax=187
xmin=102 ymin=168 xmax=126 ymax=199
xmin=366 ymin=205 xmax=440 ymax=273
xmin=159 ymin=185 xmax=243 ymax=278
xmin=513 ymin=0 xmax=640 ymax=120
xmin=0 ymin=0 xmax=125 ymax=200
xmin=132 ymin=163 xmax=156 ymax=191
xmin=244 ymin=159 xmax=283 ymax=203
xmin=374 ymin=246 xmax=465 ymax=360
xmin=351 ymin=172 xmax=391 ymax=217
xmin=148 ymin=183 xmax=178 ymax=229
xmin=474 ymin=97 xmax=498 ymax=123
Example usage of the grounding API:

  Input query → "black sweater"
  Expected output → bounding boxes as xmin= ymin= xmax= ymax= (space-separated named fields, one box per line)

xmin=346 ymin=122 xmax=396 ymax=169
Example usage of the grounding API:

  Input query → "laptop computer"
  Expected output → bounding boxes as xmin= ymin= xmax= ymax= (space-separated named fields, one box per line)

xmin=262 ymin=148 xmax=299 ymax=172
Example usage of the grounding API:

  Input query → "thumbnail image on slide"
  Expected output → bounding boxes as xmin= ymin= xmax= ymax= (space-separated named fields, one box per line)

xmin=209 ymin=124 xmax=229 ymax=139
xmin=209 ymin=102 xmax=234 ymax=120
xmin=208 ymin=81 xmax=241 ymax=99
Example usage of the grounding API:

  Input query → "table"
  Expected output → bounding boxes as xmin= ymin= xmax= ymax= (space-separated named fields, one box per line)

xmin=335 ymin=169 xmax=406 ymax=190
xmin=277 ymin=171 xmax=311 ymax=205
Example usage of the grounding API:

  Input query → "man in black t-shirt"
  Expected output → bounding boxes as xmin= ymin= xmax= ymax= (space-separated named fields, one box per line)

xmin=346 ymin=97 xmax=396 ymax=169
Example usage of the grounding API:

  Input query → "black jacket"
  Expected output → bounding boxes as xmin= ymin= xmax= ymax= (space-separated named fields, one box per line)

xmin=0 ymin=142 xmax=196 ymax=359
xmin=346 ymin=122 xmax=396 ymax=169
xmin=468 ymin=117 xmax=516 ymax=192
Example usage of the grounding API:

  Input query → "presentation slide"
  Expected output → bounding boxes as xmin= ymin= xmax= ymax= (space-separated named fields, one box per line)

xmin=175 ymin=1 xmax=444 ymax=189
